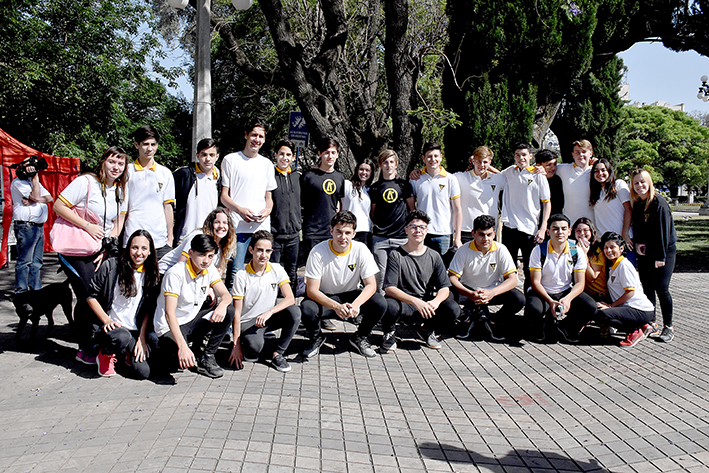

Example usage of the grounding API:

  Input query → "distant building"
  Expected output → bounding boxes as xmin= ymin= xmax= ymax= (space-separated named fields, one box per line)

xmin=620 ymin=84 xmax=686 ymax=111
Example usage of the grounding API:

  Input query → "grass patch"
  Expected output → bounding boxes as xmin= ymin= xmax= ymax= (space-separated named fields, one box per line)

xmin=674 ymin=215 xmax=709 ymax=272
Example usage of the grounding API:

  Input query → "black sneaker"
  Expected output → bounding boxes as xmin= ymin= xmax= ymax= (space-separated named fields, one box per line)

xmin=271 ymin=354 xmax=291 ymax=372
xmin=349 ymin=335 xmax=377 ymax=358
xmin=483 ymin=318 xmax=506 ymax=341
xmin=321 ymin=319 xmax=337 ymax=331
xmin=380 ymin=331 xmax=397 ymax=353
xmin=302 ymin=333 xmax=326 ymax=358
xmin=556 ymin=324 xmax=580 ymax=344
xmin=659 ymin=326 xmax=674 ymax=343
xmin=197 ymin=353 xmax=224 ymax=378
xmin=417 ymin=327 xmax=442 ymax=349
xmin=456 ymin=319 xmax=475 ymax=339
xmin=530 ymin=320 xmax=546 ymax=343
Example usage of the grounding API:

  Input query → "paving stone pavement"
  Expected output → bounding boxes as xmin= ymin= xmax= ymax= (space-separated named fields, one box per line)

xmin=0 ymin=255 xmax=708 ymax=473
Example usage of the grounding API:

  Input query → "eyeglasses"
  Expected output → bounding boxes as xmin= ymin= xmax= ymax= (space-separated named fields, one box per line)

xmin=408 ymin=224 xmax=428 ymax=232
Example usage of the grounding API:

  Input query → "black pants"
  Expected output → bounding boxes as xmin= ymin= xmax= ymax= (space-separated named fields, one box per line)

xmin=158 ymin=304 xmax=235 ymax=360
xmin=272 ymin=233 xmax=300 ymax=295
xmin=461 ymin=289 xmax=525 ymax=322
xmin=599 ymin=307 xmax=654 ymax=333
xmin=502 ymin=226 xmax=534 ymax=291
xmin=300 ymin=290 xmax=387 ymax=339
xmin=60 ymin=252 xmax=101 ymax=353
xmin=353 ymin=232 xmax=372 ymax=247
xmin=382 ymin=292 xmax=460 ymax=334
xmin=241 ymin=305 xmax=301 ymax=358
xmin=524 ymin=289 xmax=597 ymax=335
xmin=96 ymin=327 xmax=151 ymax=379
xmin=637 ymin=244 xmax=675 ymax=326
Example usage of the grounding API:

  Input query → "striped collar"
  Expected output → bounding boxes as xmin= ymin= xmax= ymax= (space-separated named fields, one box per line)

xmin=196 ymin=163 xmax=218 ymax=179
xmin=134 ymin=160 xmax=157 ymax=172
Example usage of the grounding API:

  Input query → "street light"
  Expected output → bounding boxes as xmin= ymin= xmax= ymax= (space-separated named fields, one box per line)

xmin=698 ymin=75 xmax=709 ymax=102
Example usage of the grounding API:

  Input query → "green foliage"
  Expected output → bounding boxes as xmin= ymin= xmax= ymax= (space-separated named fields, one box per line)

xmin=0 ymin=0 xmax=190 ymax=169
xmin=617 ymin=106 xmax=709 ymax=194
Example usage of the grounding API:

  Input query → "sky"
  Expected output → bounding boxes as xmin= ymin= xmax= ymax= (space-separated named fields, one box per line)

xmin=164 ymin=40 xmax=709 ymax=115
xmin=618 ymin=41 xmax=709 ymax=114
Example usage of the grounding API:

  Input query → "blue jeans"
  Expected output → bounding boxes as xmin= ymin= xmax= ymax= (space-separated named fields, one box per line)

xmin=14 ymin=221 xmax=44 ymax=293
xmin=425 ymin=234 xmax=451 ymax=256
xmin=372 ymin=236 xmax=407 ymax=294
xmin=225 ymin=233 xmax=252 ymax=291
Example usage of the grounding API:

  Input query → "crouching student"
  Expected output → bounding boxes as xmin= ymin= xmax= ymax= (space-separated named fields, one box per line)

xmin=449 ymin=215 xmax=524 ymax=342
xmin=525 ymin=214 xmax=596 ymax=343
xmin=229 ymin=230 xmax=301 ymax=372
xmin=596 ymin=232 xmax=655 ymax=347
xmin=381 ymin=210 xmax=460 ymax=352
xmin=153 ymin=234 xmax=235 ymax=378
xmin=301 ymin=210 xmax=387 ymax=359
xmin=88 ymin=230 xmax=160 ymax=378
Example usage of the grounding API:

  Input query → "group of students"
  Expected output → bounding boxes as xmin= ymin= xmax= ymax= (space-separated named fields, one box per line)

xmin=24 ymin=119 xmax=675 ymax=380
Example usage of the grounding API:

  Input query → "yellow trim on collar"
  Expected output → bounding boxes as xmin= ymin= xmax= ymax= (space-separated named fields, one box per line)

xmin=329 ymin=240 xmax=352 ymax=256
xmin=610 ymin=255 xmax=625 ymax=270
xmin=469 ymin=241 xmax=499 ymax=252
xmin=134 ymin=161 xmax=157 ymax=172
xmin=187 ymin=259 xmax=208 ymax=279
xmin=421 ymin=166 xmax=448 ymax=177
xmin=275 ymin=165 xmax=292 ymax=175
xmin=135 ymin=264 xmax=145 ymax=273
xmin=195 ymin=163 xmax=219 ymax=179
xmin=246 ymin=261 xmax=273 ymax=274
xmin=548 ymin=240 xmax=571 ymax=254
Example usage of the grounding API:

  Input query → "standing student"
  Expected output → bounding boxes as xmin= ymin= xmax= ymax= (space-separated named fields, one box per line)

xmin=535 ymin=149 xmax=565 ymax=218
xmin=500 ymin=143 xmax=551 ymax=290
xmin=381 ymin=209 xmax=460 ymax=351
xmin=589 ymin=158 xmax=633 ymax=256
xmin=54 ymin=147 xmax=129 ymax=365
xmin=556 ymin=139 xmax=594 ymax=224
xmin=455 ymin=146 xmax=505 ymax=244
xmin=300 ymin=211 xmax=386 ymax=358
xmin=154 ymin=234 xmax=235 ymax=378
xmin=525 ymin=214 xmax=596 ymax=343
xmin=270 ymin=138 xmax=301 ymax=295
xmin=410 ymin=142 xmax=462 ymax=255
xmin=344 ymin=158 xmax=375 ymax=246
xmin=88 ymin=230 xmax=160 ymax=378
xmin=11 ymin=158 xmax=53 ymax=293
xmin=449 ymin=215 xmax=524 ymax=341
xmin=595 ymin=232 xmax=655 ymax=348
xmin=300 ymin=137 xmax=346 ymax=256
xmin=630 ymin=168 xmax=676 ymax=343
xmin=369 ymin=149 xmax=415 ymax=293
xmin=220 ymin=119 xmax=277 ymax=288
xmin=228 ymin=231 xmax=301 ymax=373
xmin=124 ymin=125 xmax=176 ymax=259
xmin=173 ymin=138 xmax=221 ymax=243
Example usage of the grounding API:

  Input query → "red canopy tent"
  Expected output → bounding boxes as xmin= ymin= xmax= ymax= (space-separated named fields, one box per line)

xmin=0 ymin=128 xmax=81 ymax=268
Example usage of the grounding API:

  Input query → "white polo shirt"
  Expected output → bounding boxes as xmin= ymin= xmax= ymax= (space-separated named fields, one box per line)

xmin=180 ymin=164 xmax=220 ymax=241
xmin=607 ymin=256 xmax=654 ymax=311
xmin=11 ymin=178 xmax=50 ymax=224
xmin=107 ymin=268 xmax=145 ymax=331
xmin=455 ymin=170 xmax=504 ymax=231
xmin=153 ymin=260 xmax=223 ymax=336
xmin=233 ymin=261 xmax=290 ymax=329
xmin=594 ymin=179 xmax=631 ymax=237
xmin=448 ymin=240 xmax=516 ymax=291
xmin=556 ymin=163 xmax=593 ymax=224
xmin=59 ymin=175 xmax=128 ymax=235
xmin=343 ymin=180 xmax=372 ymax=232
xmin=500 ymin=166 xmax=550 ymax=236
xmin=304 ymin=240 xmax=379 ymax=294
xmin=124 ymin=161 xmax=175 ymax=248
xmin=158 ymin=230 xmax=222 ymax=275
xmin=529 ymin=240 xmax=587 ymax=294
xmin=221 ymin=151 xmax=277 ymax=234
xmin=411 ymin=166 xmax=461 ymax=235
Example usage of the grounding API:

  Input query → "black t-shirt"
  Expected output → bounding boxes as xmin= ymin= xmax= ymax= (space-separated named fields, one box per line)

xmin=383 ymin=246 xmax=450 ymax=299
xmin=370 ymin=178 xmax=414 ymax=239
xmin=300 ymin=168 xmax=345 ymax=239
xmin=548 ymin=175 xmax=565 ymax=217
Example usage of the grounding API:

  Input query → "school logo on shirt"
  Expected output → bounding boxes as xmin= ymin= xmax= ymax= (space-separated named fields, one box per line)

xmin=527 ymin=179 xmax=533 ymax=185
xmin=489 ymin=263 xmax=497 ymax=271
xmin=323 ymin=179 xmax=337 ymax=195
xmin=439 ymin=184 xmax=446 ymax=192
xmin=611 ymin=276 xmax=616 ymax=283
xmin=347 ymin=264 xmax=356 ymax=272
xmin=491 ymin=185 xmax=497 ymax=191
xmin=158 ymin=182 xmax=164 ymax=191
xmin=383 ymin=188 xmax=398 ymax=203
xmin=200 ymin=286 xmax=207 ymax=294
xmin=271 ymin=283 xmax=278 ymax=291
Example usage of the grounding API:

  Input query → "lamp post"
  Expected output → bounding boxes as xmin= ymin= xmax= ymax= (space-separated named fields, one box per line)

xmin=699 ymin=75 xmax=709 ymax=215
xmin=169 ymin=0 xmax=252 ymax=156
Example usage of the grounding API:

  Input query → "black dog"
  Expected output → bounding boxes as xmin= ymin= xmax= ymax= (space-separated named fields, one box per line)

xmin=11 ymin=279 xmax=74 ymax=339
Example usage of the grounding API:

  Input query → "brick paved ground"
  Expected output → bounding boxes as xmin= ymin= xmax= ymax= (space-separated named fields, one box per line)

xmin=0 ymin=255 xmax=707 ymax=472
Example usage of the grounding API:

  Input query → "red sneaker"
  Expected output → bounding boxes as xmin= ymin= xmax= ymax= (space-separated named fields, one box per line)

xmin=97 ymin=351 xmax=117 ymax=377
xmin=620 ymin=325 xmax=650 ymax=348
